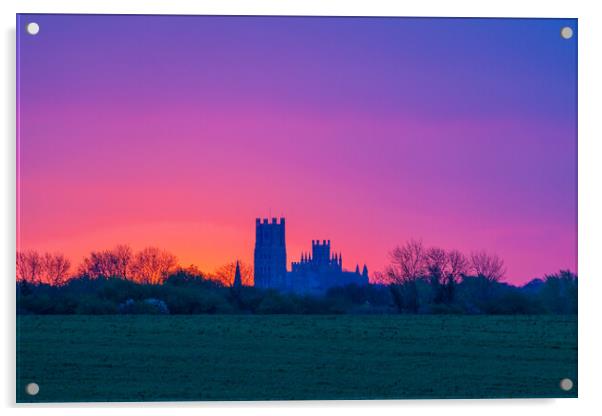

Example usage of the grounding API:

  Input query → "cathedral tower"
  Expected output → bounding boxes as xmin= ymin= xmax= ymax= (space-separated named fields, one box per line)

xmin=253 ymin=218 xmax=287 ymax=289
xmin=311 ymin=240 xmax=331 ymax=265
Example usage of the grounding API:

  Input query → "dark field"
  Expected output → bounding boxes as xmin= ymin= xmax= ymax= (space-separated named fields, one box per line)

xmin=16 ymin=314 xmax=577 ymax=402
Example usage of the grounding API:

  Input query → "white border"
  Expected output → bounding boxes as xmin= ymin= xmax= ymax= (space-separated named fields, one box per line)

xmin=2 ymin=1 xmax=601 ymax=415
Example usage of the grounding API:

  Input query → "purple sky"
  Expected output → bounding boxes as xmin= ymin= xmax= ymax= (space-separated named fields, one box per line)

xmin=17 ymin=15 xmax=577 ymax=284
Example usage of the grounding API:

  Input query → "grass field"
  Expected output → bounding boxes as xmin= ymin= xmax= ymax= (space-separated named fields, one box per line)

xmin=16 ymin=314 xmax=577 ymax=402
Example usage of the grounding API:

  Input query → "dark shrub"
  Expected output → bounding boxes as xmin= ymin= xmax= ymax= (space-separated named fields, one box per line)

xmin=75 ymin=296 xmax=118 ymax=314
xmin=164 ymin=287 xmax=232 ymax=314
xmin=256 ymin=291 xmax=299 ymax=314
xmin=118 ymin=298 xmax=169 ymax=314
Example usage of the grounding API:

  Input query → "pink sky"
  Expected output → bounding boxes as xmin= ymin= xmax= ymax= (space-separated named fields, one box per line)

xmin=17 ymin=15 xmax=577 ymax=284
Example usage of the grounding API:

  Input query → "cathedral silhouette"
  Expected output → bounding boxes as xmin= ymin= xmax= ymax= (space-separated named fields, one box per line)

xmin=253 ymin=218 xmax=369 ymax=294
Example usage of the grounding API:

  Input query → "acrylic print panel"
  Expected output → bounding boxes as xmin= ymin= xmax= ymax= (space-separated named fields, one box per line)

xmin=16 ymin=14 xmax=577 ymax=402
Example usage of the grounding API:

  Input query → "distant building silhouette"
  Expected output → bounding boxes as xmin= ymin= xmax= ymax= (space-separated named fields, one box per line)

xmin=253 ymin=217 xmax=368 ymax=294
xmin=233 ymin=260 xmax=242 ymax=290
xmin=253 ymin=218 xmax=287 ymax=289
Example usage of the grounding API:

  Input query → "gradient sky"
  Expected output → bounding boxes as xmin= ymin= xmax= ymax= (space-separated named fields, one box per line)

xmin=17 ymin=15 xmax=577 ymax=284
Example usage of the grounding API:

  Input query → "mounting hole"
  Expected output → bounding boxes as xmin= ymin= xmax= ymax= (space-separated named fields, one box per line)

xmin=26 ymin=22 xmax=40 ymax=36
xmin=25 ymin=382 xmax=39 ymax=396
xmin=560 ymin=26 xmax=573 ymax=40
xmin=560 ymin=378 xmax=573 ymax=391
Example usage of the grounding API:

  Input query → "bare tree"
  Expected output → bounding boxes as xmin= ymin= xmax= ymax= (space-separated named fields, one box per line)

xmin=425 ymin=247 xmax=448 ymax=283
xmin=17 ymin=251 xmax=72 ymax=285
xmin=447 ymin=249 xmax=468 ymax=283
xmin=78 ymin=245 xmax=133 ymax=279
xmin=16 ymin=251 xmax=44 ymax=284
xmin=79 ymin=251 xmax=112 ymax=278
xmin=385 ymin=240 xmax=427 ymax=313
xmin=113 ymin=245 xmax=133 ymax=280
xmin=42 ymin=253 xmax=71 ymax=286
xmin=386 ymin=239 xmax=427 ymax=284
xmin=130 ymin=247 xmax=177 ymax=285
xmin=213 ymin=261 xmax=254 ymax=287
xmin=371 ymin=271 xmax=388 ymax=285
xmin=470 ymin=250 xmax=506 ymax=282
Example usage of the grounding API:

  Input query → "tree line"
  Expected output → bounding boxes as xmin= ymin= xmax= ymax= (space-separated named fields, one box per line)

xmin=16 ymin=245 xmax=253 ymax=287
xmin=16 ymin=240 xmax=577 ymax=315
xmin=374 ymin=239 xmax=576 ymax=314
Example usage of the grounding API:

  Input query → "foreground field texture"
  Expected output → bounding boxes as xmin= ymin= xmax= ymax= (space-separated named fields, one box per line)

xmin=16 ymin=315 xmax=577 ymax=402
